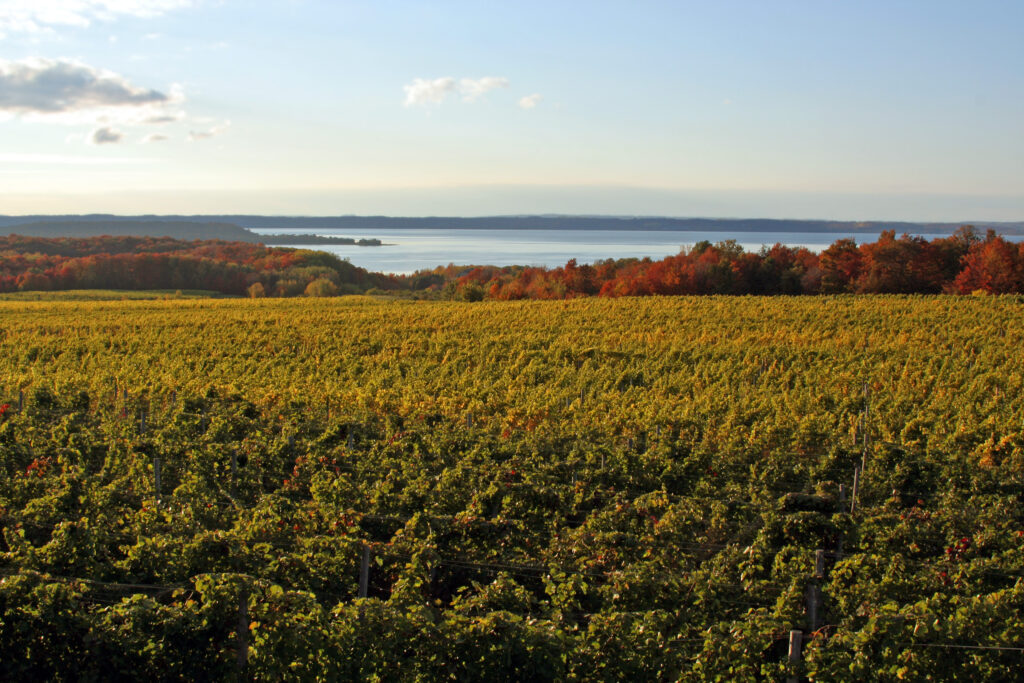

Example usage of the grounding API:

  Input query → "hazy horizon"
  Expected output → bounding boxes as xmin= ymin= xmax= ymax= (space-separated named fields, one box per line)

xmin=3 ymin=186 xmax=1024 ymax=225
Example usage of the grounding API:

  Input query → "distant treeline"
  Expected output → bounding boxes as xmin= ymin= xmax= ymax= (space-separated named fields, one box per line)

xmin=0 ymin=220 xmax=383 ymax=246
xmin=431 ymin=227 xmax=1024 ymax=300
xmin=1 ymin=227 xmax=1022 ymax=299
xmin=0 ymin=235 xmax=398 ymax=296
xmin=1 ymin=213 xmax=1023 ymax=234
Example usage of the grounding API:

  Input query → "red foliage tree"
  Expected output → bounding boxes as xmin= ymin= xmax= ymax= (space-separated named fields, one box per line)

xmin=953 ymin=232 xmax=1024 ymax=294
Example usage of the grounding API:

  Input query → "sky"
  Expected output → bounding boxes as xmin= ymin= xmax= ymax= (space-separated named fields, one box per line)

xmin=1 ymin=0 xmax=1022 ymax=221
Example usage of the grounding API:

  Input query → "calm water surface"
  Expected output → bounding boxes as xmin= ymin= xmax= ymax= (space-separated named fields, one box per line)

xmin=249 ymin=228 xmax=990 ymax=275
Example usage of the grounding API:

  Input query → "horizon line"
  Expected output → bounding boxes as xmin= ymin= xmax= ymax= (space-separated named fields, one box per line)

xmin=1 ymin=213 xmax=1021 ymax=226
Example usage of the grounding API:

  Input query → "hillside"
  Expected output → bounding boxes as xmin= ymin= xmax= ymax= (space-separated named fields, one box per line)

xmin=0 ymin=235 xmax=398 ymax=295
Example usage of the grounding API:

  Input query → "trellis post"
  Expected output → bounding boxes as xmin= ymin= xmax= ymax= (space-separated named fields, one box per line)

xmin=152 ymin=457 xmax=162 ymax=505
xmin=786 ymin=630 xmax=802 ymax=683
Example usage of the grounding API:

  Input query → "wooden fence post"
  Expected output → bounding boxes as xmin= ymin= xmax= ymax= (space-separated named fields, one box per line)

xmin=359 ymin=544 xmax=371 ymax=599
xmin=153 ymin=457 xmax=162 ymax=505
xmin=358 ymin=543 xmax=371 ymax=619
xmin=806 ymin=549 xmax=825 ymax=633
xmin=236 ymin=586 xmax=249 ymax=677
xmin=231 ymin=450 xmax=238 ymax=496
xmin=850 ymin=468 xmax=860 ymax=514
xmin=786 ymin=630 xmax=802 ymax=683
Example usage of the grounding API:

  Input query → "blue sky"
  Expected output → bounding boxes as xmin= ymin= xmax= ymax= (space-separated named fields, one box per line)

xmin=1 ymin=0 xmax=1022 ymax=220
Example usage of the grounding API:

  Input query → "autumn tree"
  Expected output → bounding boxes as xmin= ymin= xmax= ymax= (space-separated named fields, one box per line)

xmin=818 ymin=238 xmax=863 ymax=293
xmin=855 ymin=231 xmax=943 ymax=293
xmin=953 ymin=231 xmax=1024 ymax=293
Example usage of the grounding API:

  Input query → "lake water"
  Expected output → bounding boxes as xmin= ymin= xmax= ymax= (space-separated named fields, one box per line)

xmin=248 ymin=228 xmax=995 ymax=275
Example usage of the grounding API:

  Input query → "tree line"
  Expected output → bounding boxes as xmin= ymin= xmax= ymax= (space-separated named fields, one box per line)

xmin=2 ymin=226 xmax=1022 ymax=298
xmin=439 ymin=227 xmax=1024 ymax=300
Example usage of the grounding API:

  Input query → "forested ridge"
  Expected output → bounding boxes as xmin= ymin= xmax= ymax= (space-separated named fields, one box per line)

xmin=0 ymin=296 xmax=1021 ymax=680
xmin=0 ymin=235 xmax=398 ymax=296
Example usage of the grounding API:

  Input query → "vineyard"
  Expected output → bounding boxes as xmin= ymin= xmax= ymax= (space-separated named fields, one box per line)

xmin=1 ymin=295 xmax=1022 ymax=680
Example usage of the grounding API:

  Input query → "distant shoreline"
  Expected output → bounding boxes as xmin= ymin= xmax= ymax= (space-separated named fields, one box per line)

xmin=1 ymin=214 xmax=1022 ymax=236
xmin=0 ymin=219 xmax=387 ymax=246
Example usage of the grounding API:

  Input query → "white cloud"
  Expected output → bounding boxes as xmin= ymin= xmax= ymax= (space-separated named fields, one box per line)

xmin=0 ymin=1 xmax=193 ymax=37
xmin=403 ymin=76 xmax=511 ymax=107
xmin=459 ymin=76 xmax=508 ymax=102
xmin=518 ymin=93 xmax=542 ymax=109
xmin=90 ymin=126 xmax=122 ymax=144
xmin=403 ymin=77 xmax=456 ymax=107
xmin=0 ymin=57 xmax=169 ymax=113
xmin=141 ymin=132 xmax=167 ymax=143
xmin=188 ymin=119 xmax=229 ymax=141
xmin=0 ymin=58 xmax=184 ymax=128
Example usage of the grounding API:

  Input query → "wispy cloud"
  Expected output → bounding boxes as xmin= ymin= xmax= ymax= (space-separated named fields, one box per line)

xmin=0 ymin=1 xmax=194 ymax=37
xmin=459 ymin=76 xmax=508 ymax=102
xmin=403 ymin=75 xmax=511 ymax=107
xmin=142 ymin=132 xmax=168 ymax=143
xmin=518 ymin=93 xmax=542 ymax=109
xmin=188 ymin=120 xmax=229 ymax=141
xmin=143 ymin=113 xmax=181 ymax=124
xmin=90 ymin=126 xmax=122 ymax=144
xmin=403 ymin=77 xmax=456 ymax=107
